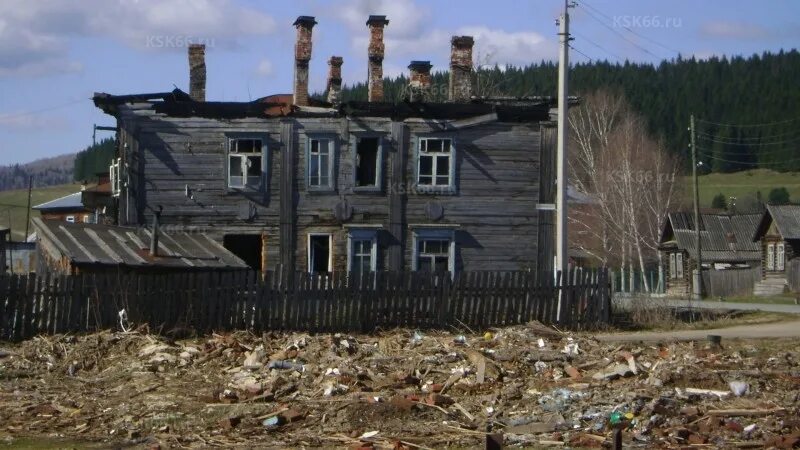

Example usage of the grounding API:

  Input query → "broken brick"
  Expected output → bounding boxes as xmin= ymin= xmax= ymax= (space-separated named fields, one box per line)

xmin=426 ymin=393 xmax=454 ymax=407
xmin=280 ymin=408 xmax=304 ymax=423
xmin=565 ymin=365 xmax=581 ymax=379
xmin=725 ymin=420 xmax=744 ymax=433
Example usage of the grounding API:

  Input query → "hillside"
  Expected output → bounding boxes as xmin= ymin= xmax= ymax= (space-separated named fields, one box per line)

xmin=0 ymin=183 xmax=82 ymax=241
xmin=339 ymin=50 xmax=800 ymax=171
xmin=0 ymin=153 xmax=74 ymax=191
xmin=689 ymin=169 xmax=800 ymax=211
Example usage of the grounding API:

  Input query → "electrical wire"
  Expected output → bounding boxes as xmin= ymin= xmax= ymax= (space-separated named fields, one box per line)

xmin=569 ymin=45 xmax=594 ymax=62
xmin=0 ymin=98 xmax=86 ymax=121
xmin=579 ymin=0 xmax=681 ymax=55
xmin=696 ymin=147 xmax=800 ymax=166
xmin=697 ymin=129 xmax=800 ymax=142
xmin=572 ymin=31 xmax=625 ymax=61
xmin=696 ymin=116 xmax=800 ymax=128
xmin=575 ymin=2 xmax=664 ymax=59
xmin=697 ymin=134 xmax=800 ymax=146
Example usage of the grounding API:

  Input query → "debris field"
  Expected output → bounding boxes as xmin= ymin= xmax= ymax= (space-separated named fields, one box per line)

xmin=0 ymin=322 xmax=799 ymax=448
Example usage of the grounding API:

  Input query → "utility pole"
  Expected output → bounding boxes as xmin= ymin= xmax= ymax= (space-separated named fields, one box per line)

xmin=556 ymin=0 xmax=571 ymax=281
xmin=690 ymin=114 xmax=703 ymax=299
xmin=24 ymin=175 xmax=33 ymax=241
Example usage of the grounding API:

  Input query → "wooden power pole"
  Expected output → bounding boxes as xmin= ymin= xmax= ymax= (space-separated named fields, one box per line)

xmin=691 ymin=114 xmax=702 ymax=299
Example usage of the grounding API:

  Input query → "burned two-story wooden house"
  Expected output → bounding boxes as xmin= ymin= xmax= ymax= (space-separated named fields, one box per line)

xmin=93 ymin=16 xmax=557 ymax=277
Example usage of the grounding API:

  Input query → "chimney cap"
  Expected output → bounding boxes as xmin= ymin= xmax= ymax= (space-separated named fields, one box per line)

xmin=366 ymin=15 xmax=390 ymax=26
xmin=451 ymin=36 xmax=475 ymax=47
xmin=408 ymin=60 xmax=432 ymax=71
xmin=328 ymin=56 xmax=344 ymax=66
xmin=188 ymin=43 xmax=206 ymax=50
xmin=293 ymin=15 xmax=318 ymax=27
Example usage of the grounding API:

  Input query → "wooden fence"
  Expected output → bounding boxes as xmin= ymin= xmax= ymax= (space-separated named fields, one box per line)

xmin=701 ymin=266 xmax=762 ymax=298
xmin=0 ymin=268 xmax=611 ymax=341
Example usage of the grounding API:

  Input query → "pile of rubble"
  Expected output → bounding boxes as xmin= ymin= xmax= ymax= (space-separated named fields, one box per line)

xmin=0 ymin=322 xmax=798 ymax=448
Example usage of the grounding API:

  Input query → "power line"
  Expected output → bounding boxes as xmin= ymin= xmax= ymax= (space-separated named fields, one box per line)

xmin=697 ymin=148 xmax=800 ymax=166
xmin=572 ymin=31 xmax=624 ymax=61
xmin=697 ymin=134 xmax=800 ymax=146
xmin=569 ymin=45 xmax=593 ymax=62
xmin=0 ymin=98 xmax=86 ymax=121
xmin=575 ymin=2 xmax=664 ymax=59
xmin=697 ymin=128 xmax=800 ymax=142
xmin=579 ymin=0 xmax=681 ymax=55
xmin=696 ymin=116 xmax=800 ymax=128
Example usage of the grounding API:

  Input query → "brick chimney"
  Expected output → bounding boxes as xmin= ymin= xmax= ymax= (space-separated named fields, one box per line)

xmin=366 ymin=15 xmax=389 ymax=102
xmin=293 ymin=16 xmax=317 ymax=106
xmin=408 ymin=61 xmax=432 ymax=102
xmin=449 ymin=36 xmax=474 ymax=102
xmin=188 ymin=44 xmax=206 ymax=102
xmin=326 ymin=56 xmax=343 ymax=105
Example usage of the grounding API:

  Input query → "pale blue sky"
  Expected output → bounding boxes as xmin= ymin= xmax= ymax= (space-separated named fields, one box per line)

xmin=0 ymin=0 xmax=798 ymax=165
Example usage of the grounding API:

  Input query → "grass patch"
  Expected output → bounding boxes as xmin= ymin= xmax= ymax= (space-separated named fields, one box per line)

xmin=691 ymin=169 xmax=800 ymax=208
xmin=0 ymin=183 xmax=81 ymax=241
xmin=721 ymin=295 xmax=798 ymax=305
xmin=611 ymin=297 xmax=797 ymax=331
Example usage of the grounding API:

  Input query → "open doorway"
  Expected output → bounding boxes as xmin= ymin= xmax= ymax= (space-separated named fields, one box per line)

xmin=308 ymin=234 xmax=332 ymax=273
xmin=223 ymin=234 xmax=262 ymax=272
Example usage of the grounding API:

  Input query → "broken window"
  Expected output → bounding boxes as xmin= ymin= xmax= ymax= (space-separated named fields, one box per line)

xmin=767 ymin=243 xmax=775 ymax=270
xmin=228 ymin=138 xmax=263 ymax=189
xmin=355 ymin=137 xmax=380 ymax=188
xmin=412 ymin=229 xmax=455 ymax=273
xmin=110 ymin=157 xmax=121 ymax=197
xmin=777 ymin=243 xmax=785 ymax=271
xmin=308 ymin=234 xmax=332 ymax=273
xmin=308 ymin=137 xmax=334 ymax=189
xmin=417 ymin=137 xmax=455 ymax=190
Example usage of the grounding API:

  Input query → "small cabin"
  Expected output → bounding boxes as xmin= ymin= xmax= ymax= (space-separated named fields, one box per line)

xmin=752 ymin=204 xmax=800 ymax=295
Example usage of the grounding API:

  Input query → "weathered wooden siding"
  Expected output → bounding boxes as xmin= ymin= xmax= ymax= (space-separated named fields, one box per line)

xmin=116 ymin=107 xmax=545 ymax=273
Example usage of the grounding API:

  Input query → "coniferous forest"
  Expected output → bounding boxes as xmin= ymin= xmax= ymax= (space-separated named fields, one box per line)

xmin=338 ymin=50 xmax=800 ymax=172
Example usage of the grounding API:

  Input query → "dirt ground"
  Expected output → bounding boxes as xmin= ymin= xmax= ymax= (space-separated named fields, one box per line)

xmin=1 ymin=323 xmax=799 ymax=449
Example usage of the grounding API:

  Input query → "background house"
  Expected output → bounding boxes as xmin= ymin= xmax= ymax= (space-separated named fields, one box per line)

xmin=92 ymin=16 xmax=558 ymax=278
xmin=659 ymin=212 xmax=761 ymax=296
xmin=32 ymin=192 xmax=94 ymax=224
xmin=752 ymin=204 xmax=800 ymax=295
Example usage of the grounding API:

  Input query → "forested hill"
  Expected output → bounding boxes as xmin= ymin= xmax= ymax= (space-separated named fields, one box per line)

xmin=338 ymin=50 xmax=800 ymax=172
xmin=0 ymin=154 xmax=74 ymax=191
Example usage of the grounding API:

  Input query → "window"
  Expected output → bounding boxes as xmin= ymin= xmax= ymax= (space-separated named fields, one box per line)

xmin=777 ymin=243 xmax=785 ymax=271
xmin=308 ymin=234 xmax=332 ymax=273
xmin=82 ymin=215 xmax=91 ymax=223
xmin=307 ymin=137 xmax=335 ymax=190
xmin=767 ymin=243 xmax=775 ymax=270
xmin=669 ymin=253 xmax=676 ymax=279
xmin=110 ymin=157 xmax=121 ymax=197
xmin=347 ymin=229 xmax=378 ymax=276
xmin=417 ymin=137 xmax=455 ymax=191
xmin=228 ymin=138 xmax=264 ymax=189
xmin=66 ymin=215 xmax=76 ymax=223
xmin=354 ymin=136 xmax=382 ymax=190
xmin=412 ymin=229 xmax=456 ymax=273
xmin=675 ymin=253 xmax=683 ymax=279
xmin=224 ymin=234 xmax=264 ymax=272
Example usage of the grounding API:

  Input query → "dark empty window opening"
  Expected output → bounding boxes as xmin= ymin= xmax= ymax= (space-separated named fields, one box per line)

xmin=223 ymin=234 xmax=262 ymax=272
xmin=309 ymin=234 xmax=331 ymax=273
xmin=355 ymin=137 xmax=379 ymax=187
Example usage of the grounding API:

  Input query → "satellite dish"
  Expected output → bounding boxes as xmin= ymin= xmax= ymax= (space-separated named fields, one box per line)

xmin=333 ymin=199 xmax=354 ymax=222
xmin=425 ymin=202 xmax=444 ymax=221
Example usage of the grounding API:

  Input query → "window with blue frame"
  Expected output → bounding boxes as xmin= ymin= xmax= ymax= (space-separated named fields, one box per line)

xmin=347 ymin=229 xmax=378 ymax=276
xmin=416 ymin=137 xmax=455 ymax=191
xmin=412 ymin=228 xmax=456 ymax=273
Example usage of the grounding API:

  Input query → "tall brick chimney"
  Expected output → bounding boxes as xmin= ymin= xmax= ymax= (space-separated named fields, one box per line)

xmin=188 ymin=44 xmax=206 ymax=102
xmin=326 ymin=56 xmax=343 ymax=105
xmin=293 ymin=16 xmax=317 ymax=106
xmin=449 ymin=36 xmax=474 ymax=102
xmin=408 ymin=61 xmax=432 ymax=102
xmin=366 ymin=15 xmax=389 ymax=102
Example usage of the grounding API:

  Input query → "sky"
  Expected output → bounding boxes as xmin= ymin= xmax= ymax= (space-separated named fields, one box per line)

xmin=0 ymin=0 xmax=798 ymax=165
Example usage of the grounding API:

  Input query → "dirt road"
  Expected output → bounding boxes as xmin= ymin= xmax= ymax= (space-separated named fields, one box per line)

xmin=596 ymin=319 xmax=800 ymax=342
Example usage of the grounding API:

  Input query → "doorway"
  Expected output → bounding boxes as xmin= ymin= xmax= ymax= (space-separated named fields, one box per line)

xmin=308 ymin=234 xmax=332 ymax=273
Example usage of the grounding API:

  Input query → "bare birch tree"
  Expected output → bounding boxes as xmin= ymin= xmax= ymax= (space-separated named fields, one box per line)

xmin=568 ymin=90 xmax=682 ymax=291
